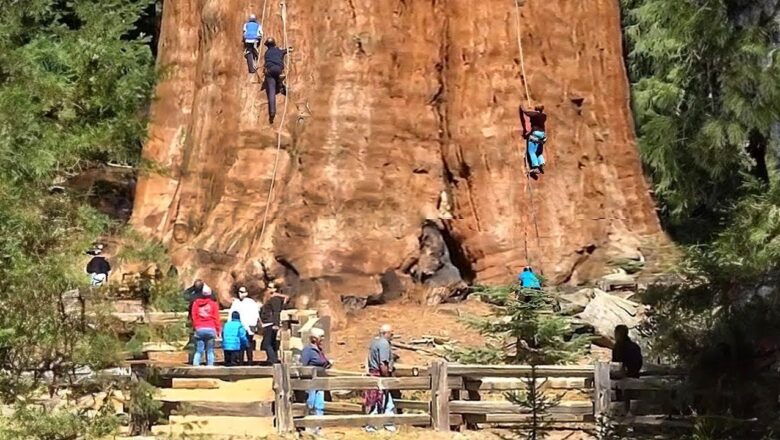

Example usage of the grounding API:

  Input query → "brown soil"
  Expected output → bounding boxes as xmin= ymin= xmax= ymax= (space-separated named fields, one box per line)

xmin=330 ymin=300 xmax=492 ymax=370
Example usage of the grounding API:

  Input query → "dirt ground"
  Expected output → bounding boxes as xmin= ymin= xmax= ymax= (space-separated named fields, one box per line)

xmin=132 ymin=426 xmax=595 ymax=439
xmin=328 ymin=299 xmax=493 ymax=370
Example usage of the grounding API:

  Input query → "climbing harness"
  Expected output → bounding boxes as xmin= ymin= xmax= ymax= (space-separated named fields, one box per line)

xmin=254 ymin=0 xmax=291 ymax=250
xmin=513 ymin=0 xmax=542 ymax=267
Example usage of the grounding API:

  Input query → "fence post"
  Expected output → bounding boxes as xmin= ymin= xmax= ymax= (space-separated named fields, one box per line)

xmin=593 ymin=361 xmax=611 ymax=417
xmin=430 ymin=360 xmax=450 ymax=432
xmin=273 ymin=363 xmax=294 ymax=434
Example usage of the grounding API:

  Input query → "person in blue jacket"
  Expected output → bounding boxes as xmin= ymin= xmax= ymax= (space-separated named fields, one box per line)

xmin=222 ymin=311 xmax=249 ymax=367
xmin=242 ymin=14 xmax=263 ymax=74
xmin=300 ymin=328 xmax=332 ymax=435
xmin=518 ymin=266 xmax=542 ymax=290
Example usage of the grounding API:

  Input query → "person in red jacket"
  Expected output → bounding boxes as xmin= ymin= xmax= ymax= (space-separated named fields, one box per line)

xmin=191 ymin=289 xmax=222 ymax=366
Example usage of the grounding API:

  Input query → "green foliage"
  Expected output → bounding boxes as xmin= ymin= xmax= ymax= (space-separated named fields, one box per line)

xmin=454 ymin=285 xmax=588 ymax=365
xmin=0 ymin=404 xmax=119 ymax=440
xmin=622 ymin=0 xmax=780 ymax=225
xmin=0 ymin=0 xmax=156 ymax=425
xmin=148 ymin=275 xmax=188 ymax=312
xmin=127 ymin=379 xmax=162 ymax=436
xmin=506 ymin=367 xmax=562 ymax=440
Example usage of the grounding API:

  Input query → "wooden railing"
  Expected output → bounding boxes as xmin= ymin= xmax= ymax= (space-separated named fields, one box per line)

xmin=153 ymin=361 xmax=733 ymax=433
xmin=270 ymin=361 xmax=596 ymax=433
xmin=595 ymin=361 xmax=699 ymax=429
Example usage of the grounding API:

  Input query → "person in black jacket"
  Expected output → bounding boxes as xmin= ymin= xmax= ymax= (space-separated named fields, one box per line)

xmin=260 ymin=283 xmax=289 ymax=364
xmin=86 ymin=248 xmax=111 ymax=287
xmin=262 ymin=38 xmax=293 ymax=124
xmin=612 ymin=325 xmax=643 ymax=378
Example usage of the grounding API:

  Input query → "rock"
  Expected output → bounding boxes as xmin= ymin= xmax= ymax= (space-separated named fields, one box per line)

xmin=597 ymin=270 xmax=638 ymax=292
xmin=341 ymin=295 xmax=368 ymax=313
xmin=556 ymin=288 xmax=598 ymax=315
xmin=130 ymin=0 xmax=664 ymax=293
xmin=315 ymin=299 xmax=347 ymax=331
xmin=575 ymin=290 xmax=644 ymax=346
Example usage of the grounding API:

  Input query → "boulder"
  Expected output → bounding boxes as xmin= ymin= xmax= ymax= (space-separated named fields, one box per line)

xmin=597 ymin=270 xmax=638 ymax=292
xmin=556 ymin=288 xmax=598 ymax=315
xmin=575 ymin=290 xmax=645 ymax=346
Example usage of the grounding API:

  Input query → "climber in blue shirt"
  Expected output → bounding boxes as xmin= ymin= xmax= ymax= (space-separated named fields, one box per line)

xmin=518 ymin=267 xmax=542 ymax=290
xmin=242 ymin=14 xmax=263 ymax=74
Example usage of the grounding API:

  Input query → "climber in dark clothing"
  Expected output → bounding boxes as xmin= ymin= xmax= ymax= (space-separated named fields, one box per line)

xmin=612 ymin=325 xmax=643 ymax=378
xmin=520 ymin=105 xmax=548 ymax=175
xmin=262 ymin=38 xmax=292 ymax=124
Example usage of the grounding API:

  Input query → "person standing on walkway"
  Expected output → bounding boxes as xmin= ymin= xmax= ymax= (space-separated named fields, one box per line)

xmin=229 ymin=286 xmax=261 ymax=365
xmin=260 ymin=283 xmax=288 ymax=364
xmin=364 ymin=324 xmax=397 ymax=433
xmin=222 ymin=311 xmax=249 ymax=367
xmin=300 ymin=327 xmax=332 ymax=435
xmin=191 ymin=289 xmax=221 ymax=367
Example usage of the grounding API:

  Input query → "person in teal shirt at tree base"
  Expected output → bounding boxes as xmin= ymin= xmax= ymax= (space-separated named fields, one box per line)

xmin=519 ymin=266 xmax=542 ymax=290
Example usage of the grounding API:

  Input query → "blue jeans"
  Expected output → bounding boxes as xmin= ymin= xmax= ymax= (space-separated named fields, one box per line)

xmin=307 ymin=389 xmax=325 ymax=416
xmin=527 ymin=130 xmax=546 ymax=168
xmin=193 ymin=328 xmax=217 ymax=366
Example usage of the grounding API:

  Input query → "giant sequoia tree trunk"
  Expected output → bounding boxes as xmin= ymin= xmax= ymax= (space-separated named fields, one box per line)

xmin=131 ymin=0 xmax=663 ymax=304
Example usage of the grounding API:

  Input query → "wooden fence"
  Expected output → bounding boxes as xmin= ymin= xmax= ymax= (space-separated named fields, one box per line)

xmin=153 ymin=361 xmax=711 ymax=433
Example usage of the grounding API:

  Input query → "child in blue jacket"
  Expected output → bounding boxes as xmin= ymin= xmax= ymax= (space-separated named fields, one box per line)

xmin=223 ymin=311 xmax=249 ymax=366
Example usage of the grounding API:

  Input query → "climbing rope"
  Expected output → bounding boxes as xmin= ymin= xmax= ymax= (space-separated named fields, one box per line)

xmin=513 ymin=0 xmax=542 ymax=267
xmin=254 ymin=0 xmax=291 ymax=251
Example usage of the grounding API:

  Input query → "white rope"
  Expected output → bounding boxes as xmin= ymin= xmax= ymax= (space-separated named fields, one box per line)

xmin=255 ymin=0 xmax=291 ymax=250
xmin=513 ymin=0 xmax=542 ymax=266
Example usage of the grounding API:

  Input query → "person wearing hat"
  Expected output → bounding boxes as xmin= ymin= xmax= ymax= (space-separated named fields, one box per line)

xmin=300 ymin=327 xmax=332 ymax=434
xmin=229 ymin=286 xmax=261 ymax=365
xmin=242 ymin=14 xmax=263 ymax=74
xmin=85 ymin=245 xmax=111 ymax=287
xmin=364 ymin=324 xmax=397 ymax=433
xmin=259 ymin=282 xmax=289 ymax=364
xmin=262 ymin=37 xmax=293 ymax=124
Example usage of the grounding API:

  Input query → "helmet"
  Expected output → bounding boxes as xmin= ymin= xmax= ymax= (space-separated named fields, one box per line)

xmin=249 ymin=14 xmax=257 ymax=22
xmin=265 ymin=37 xmax=276 ymax=47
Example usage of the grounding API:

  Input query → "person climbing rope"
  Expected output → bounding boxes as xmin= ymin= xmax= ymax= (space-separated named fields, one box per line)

xmin=519 ymin=104 xmax=548 ymax=176
xmin=242 ymin=14 xmax=263 ymax=74
xmin=261 ymin=38 xmax=293 ymax=124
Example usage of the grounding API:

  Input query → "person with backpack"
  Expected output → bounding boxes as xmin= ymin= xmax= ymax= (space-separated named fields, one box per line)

xmin=222 ymin=311 xmax=249 ymax=367
xmin=262 ymin=38 xmax=293 ymax=124
xmin=242 ymin=14 xmax=263 ymax=74
xmin=519 ymin=104 xmax=548 ymax=176
xmin=190 ymin=289 xmax=221 ymax=367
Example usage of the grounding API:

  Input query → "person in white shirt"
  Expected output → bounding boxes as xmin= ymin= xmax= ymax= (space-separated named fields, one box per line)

xmin=229 ymin=286 xmax=261 ymax=365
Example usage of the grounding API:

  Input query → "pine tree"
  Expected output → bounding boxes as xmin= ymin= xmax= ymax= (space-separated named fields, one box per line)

xmin=454 ymin=285 xmax=588 ymax=438
xmin=621 ymin=0 xmax=780 ymax=227
xmin=0 ymin=0 xmax=155 ymax=400
xmin=455 ymin=285 xmax=588 ymax=365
